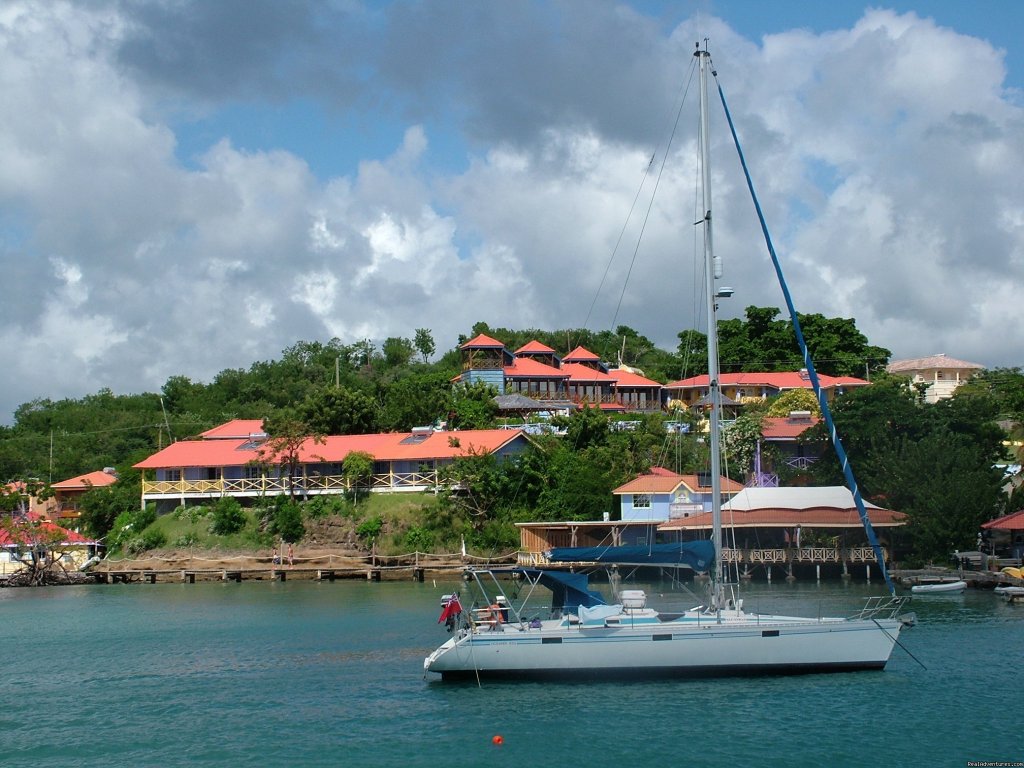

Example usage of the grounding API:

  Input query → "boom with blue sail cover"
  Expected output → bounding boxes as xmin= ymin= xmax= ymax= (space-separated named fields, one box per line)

xmin=546 ymin=541 xmax=715 ymax=571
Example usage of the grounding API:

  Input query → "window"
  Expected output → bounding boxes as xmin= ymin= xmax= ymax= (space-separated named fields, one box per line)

xmin=163 ymin=469 xmax=181 ymax=482
xmin=633 ymin=494 xmax=652 ymax=509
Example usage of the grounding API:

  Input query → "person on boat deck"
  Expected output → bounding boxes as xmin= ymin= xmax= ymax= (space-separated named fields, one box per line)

xmin=495 ymin=596 xmax=510 ymax=623
xmin=487 ymin=600 xmax=505 ymax=628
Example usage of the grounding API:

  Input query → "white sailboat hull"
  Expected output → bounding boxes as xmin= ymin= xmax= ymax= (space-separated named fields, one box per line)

xmin=424 ymin=615 xmax=902 ymax=680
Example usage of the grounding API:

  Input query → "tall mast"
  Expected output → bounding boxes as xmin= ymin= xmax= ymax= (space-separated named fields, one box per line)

xmin=696 ymin=44 xmax=725 ymax=609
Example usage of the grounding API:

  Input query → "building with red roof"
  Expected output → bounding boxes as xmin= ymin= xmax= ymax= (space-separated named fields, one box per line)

xmin=0 ymin=512 xmax=101 ymax=577
xmin=49 ymin=468 xmax=118 ymax=524
xmin=199 ymin=419 xmax=266 ymax=439
xmin=516 ymin=468 xmax=743 ymax=563
xmin=458 ymin=336 xmax=666 ymax=412
xmin=982 ymin=509 xmax=1024 ymax=560
xmin=612 ymin=468 xmax=744 ymax=522
xmin=750 ymin=412 xmax=824 ymax=486
xmin=134 ymin=421 xmax=531 ymax=511
xmin=658 ymin=486 xmax=906 ymax=570
xmin=665 ymin=371 xmax=868 ymax=408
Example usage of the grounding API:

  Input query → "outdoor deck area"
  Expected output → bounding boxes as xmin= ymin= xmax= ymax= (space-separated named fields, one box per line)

xmin=141 ymin=470 xmax=439 ymax=501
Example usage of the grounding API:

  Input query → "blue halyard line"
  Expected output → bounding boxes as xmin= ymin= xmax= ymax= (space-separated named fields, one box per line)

xmin=714 ymin=78 xmax=896 ymax=596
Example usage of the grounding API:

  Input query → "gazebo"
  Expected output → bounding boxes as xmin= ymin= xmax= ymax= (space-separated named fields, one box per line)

xmin=982 ymin=510 xmax=1024 ymax=560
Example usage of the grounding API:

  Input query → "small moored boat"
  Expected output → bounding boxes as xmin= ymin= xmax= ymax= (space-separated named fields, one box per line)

xmin=911 ymin=580 xmax=966 ymax=594
xmin=994 ymin=585 xmax=1024 ymax=602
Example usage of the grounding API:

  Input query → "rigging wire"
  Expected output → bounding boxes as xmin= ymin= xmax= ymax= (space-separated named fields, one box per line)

xmin=573 ymin=55 xmax=698 ymax=352
xmin=606 ymin=61 xmax=698 ymax=333
xmin=579 ymin=151 xmax=658 ymax=333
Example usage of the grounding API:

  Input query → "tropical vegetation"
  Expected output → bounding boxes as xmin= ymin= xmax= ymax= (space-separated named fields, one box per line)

xmin=1 ymin=312 xmax=1020 ymax=566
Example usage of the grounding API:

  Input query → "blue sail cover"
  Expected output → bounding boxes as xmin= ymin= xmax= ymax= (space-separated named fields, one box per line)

xmin=505 ymin=568 xmax=607 ymax=611
xmin=546 ymin=541 xmax=715 ymax=571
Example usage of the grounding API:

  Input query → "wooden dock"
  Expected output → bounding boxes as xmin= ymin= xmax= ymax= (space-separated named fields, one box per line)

xmin=91 ymin=565 xmax=471 ymax=584
xmin=89 ymin=555 xmax=513 ymax=585
xmin=892 ymin=568 xmax=1024 ymax=591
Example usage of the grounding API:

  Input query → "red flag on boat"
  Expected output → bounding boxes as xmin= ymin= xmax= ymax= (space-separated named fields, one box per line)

xmin=437 ymin=594 xmax=462 ymax=624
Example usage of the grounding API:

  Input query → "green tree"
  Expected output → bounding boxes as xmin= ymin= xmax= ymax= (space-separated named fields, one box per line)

xmin=268 ymin=497 xmax=305 ymax=543
xmin=683 ymin=306 xmax=890 ymax=376
xmin=869 ymin=434 xmax=1004 ymax=563
xmin=258 ymin=417 xmax=325 ymax=500
xmin=722 ymin=414 xmax=765 ymax=481
xmin=437 ymin=447 xmax=506 ymax=527
xmin=209 ymin=497 xmax=247 ymax=535
xmin=414 ymin=328 xmax=436 ymax=363
xmin=450 ymin=381 xmax=498 ymax=430
xmin=536 ymin=447 xmax=615 ymax=521
xmin=378 ymin=373 xmax=452 ymax=432
xmin=300 ymin=386 xmax=377 ymax=435
xmin=812 ymin=375 xmax=1006 ymax=563
xmin=342 ymin=450 xmax=375 ymax=504
xmin=557 ymin=406 xmax=609 ymax=451
xmin=78 ymin=470 xmax=143 ymax=540
xmin=766 ymin=389 xmax=821 ymax=417
xmin=382 ymin=337 xmax=416 ymax=369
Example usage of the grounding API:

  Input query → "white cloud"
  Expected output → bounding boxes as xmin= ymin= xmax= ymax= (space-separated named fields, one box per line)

xmin=1 ymin=1 xmax=1022 ymax=425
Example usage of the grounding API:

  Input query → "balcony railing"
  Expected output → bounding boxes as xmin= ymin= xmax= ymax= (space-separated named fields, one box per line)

xmin=142 ymin=470 xmax=441 ymax=498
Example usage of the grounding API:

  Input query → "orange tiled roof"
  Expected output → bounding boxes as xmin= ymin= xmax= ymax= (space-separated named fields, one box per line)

xmin=761 ymin=415 xmax=820 ymax=440
xmin=460 ymin=333 xmax=506 ymax=349
xmin=0 ymin=513 xmax=98 ymax=546
xmin=608 ymin=368 xmax=662 ymax=387
xmin=982 ymin=509 xmax=1024 ymax=531
xmin=135 ymin=427 xmax=527 ymax=469
xmin=51 ymin=470 xmax=118 ymax=491
xmin=561 ymin=362 xmax=614 ymax=382
xmin=515 ymin=340 xmax=556 ymax=355
xmin=200 ymin=419 xmax=266 ymax=439
xmin=613 ymin=471 xmax=743 ymax=495
xmin=563 ymin=346 xmax=600 ymax=362
xmin=504 ymin=358 xmax=568 ymax=378
xmin=664 ymin=371 xmax=868 ymax=390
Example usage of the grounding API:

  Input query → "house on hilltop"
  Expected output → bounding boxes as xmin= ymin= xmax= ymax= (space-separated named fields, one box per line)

xmin=665 ymin=371 xmax=868 ymax=409
xmin=885 ymin=353 xmax=984 ymax=403
xmin=457 ymin=335 xmax=664 ymax=412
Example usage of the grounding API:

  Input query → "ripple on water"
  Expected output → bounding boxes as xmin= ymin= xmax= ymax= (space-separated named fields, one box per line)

xmin=3 ymin=580 xmax=1021 ymax=767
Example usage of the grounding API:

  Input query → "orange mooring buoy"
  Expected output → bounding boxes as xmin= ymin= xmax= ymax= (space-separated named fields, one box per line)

xmin=492 ymin=735 xmax=504 ymax=746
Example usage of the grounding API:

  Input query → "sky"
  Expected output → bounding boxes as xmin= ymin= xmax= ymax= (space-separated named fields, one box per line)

xmin=1 ymin=0 xmax=1023 ymax=424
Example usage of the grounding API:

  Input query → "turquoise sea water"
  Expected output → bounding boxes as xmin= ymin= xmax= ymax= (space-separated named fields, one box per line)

xmin=2 ymin=578 xmax=1021 ymax=768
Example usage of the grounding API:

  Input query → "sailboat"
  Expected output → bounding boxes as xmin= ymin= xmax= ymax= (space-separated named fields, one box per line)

xmin=423 ymin=44 xmax=912 ymax=681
